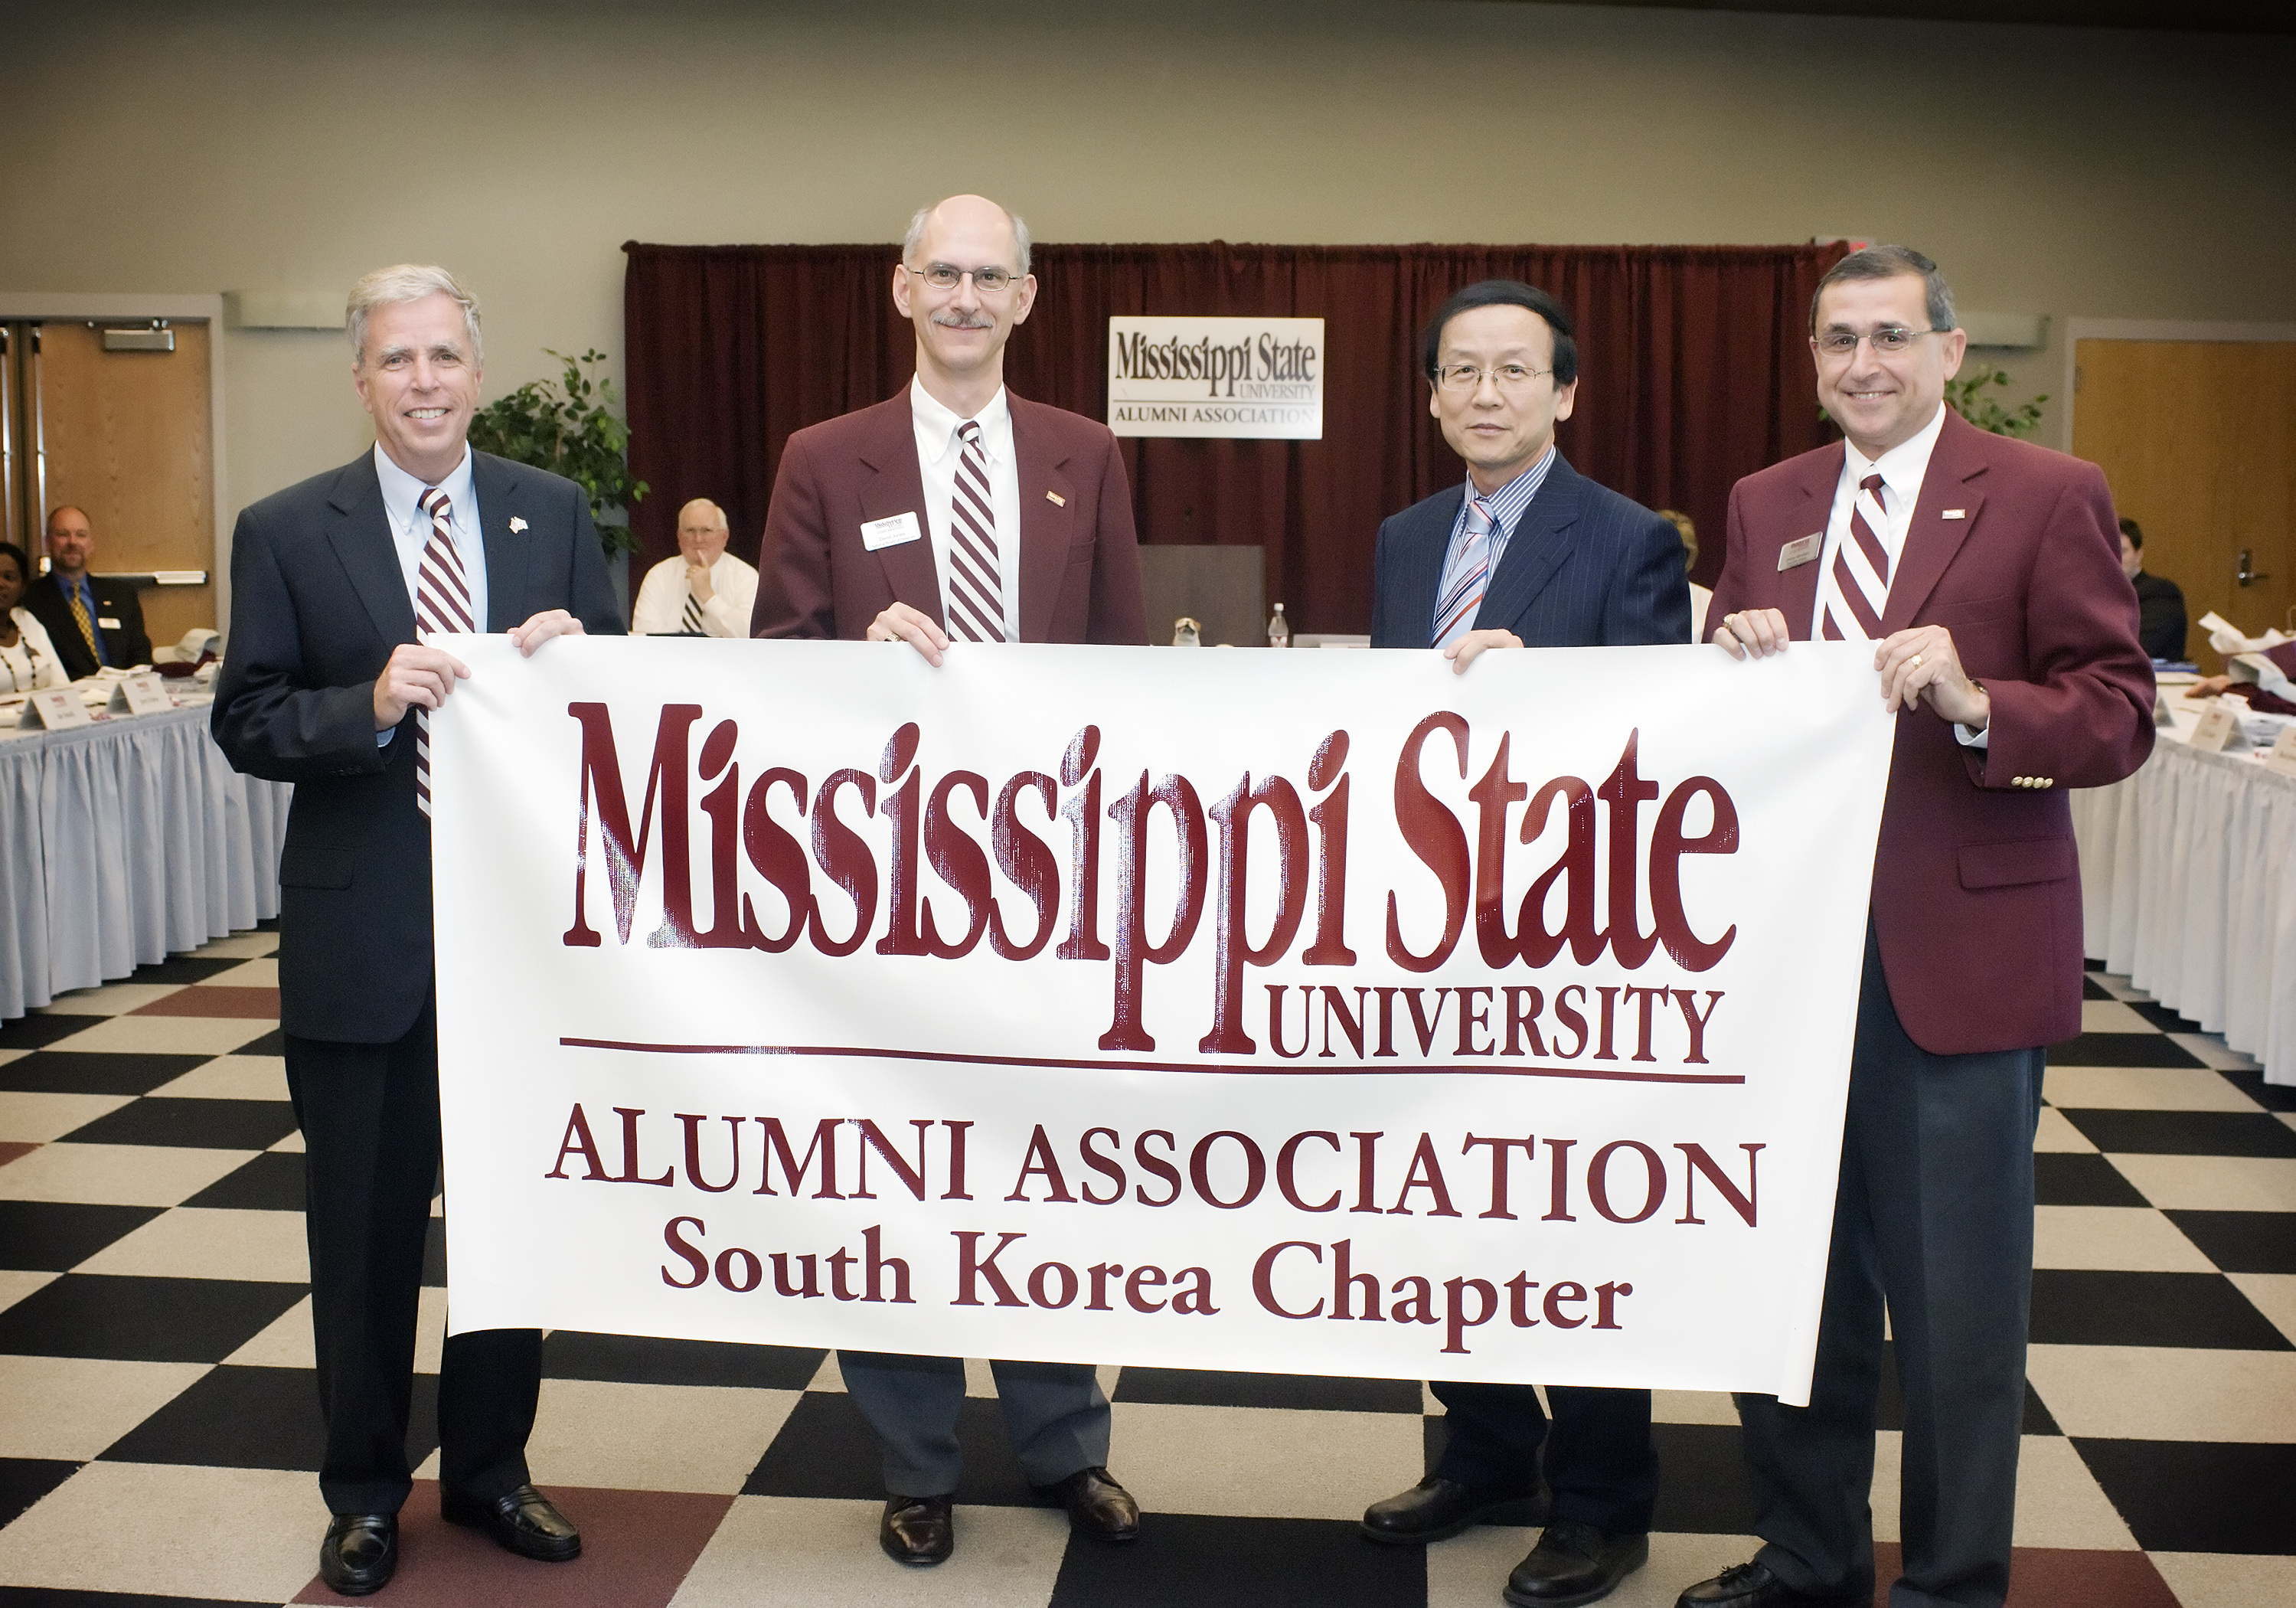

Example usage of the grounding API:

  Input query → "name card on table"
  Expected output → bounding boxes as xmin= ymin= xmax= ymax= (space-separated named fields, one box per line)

xmin=106 ymin=672 xmax=173 ymax=716
xmin=2268 ymin=727 xmax=2296 ymax=778
xmin=17 ymin=688 xmax=93 ymax=730
xmin=2189 ymin=700 xmax=2243 ymax=753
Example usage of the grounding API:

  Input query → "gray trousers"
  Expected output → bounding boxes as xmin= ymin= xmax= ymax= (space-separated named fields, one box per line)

xmin=838 ymin=1351 xmax=1111 ymax=1497
xmin=1736 ymin=925 xmax=2044 ymax=1608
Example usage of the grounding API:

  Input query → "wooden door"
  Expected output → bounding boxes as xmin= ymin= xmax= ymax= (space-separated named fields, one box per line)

xmin=2072 ymin=339 xmax=2296 ymax=671
xmin=34 ymin=320 xmax=215 ymax=652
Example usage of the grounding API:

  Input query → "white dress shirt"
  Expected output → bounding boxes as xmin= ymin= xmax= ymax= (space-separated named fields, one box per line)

xmin=372 ymin=443 xmax=488 ymax=747
xmin=1811 ymin=403 xmax=1984 ymax=746
xmin=910 ymin=375 xmax=1022 ymax=638
xmin=632 ymin=550 xmax=759 ymax=637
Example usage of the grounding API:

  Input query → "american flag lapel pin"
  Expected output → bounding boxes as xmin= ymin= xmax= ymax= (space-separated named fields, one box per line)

xmin=1045 ymin=491 xmax=1066 ymax=508
xmin=509 ymin=516 xmax=528 ymax=532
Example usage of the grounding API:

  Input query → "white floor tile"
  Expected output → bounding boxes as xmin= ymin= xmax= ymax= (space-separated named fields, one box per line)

xmin=2226 ymin=1272 xmax=2296 ymax=1347
xmin=74 ymin=1205 xmax=309 ymax=1283
xmin=149 ymin=1054 xmax=289 ymax=1101
xmin=188 ymin=933 xmax=281 ymax=960
xmin=1108 ymin=1399 xmax=1422 ymax=1521
xmin=2167 ymin=1032 xmax=2262 ymax=1072
xmin=2105 ymin=1153 xmax=2296 ymax=1212
xmin=223 ymin=1293 xmax=315 ymax=1369
xmin=2079 ymin=999 xmax=2156 ymax=1034
xmin=2009 ymin=1434 xmax=2137 ymax=1549
xmin=525 ymin=1378 xmax=802 ymax=1494
xmin=0 ymin=1142 xmax=255 ymax=1207
xmin=2044 ymin=1065 xmax=2260 ymax=1112
xmin=201 ymin=958 xmax=279 ymax=987
xmin=36 ymin=983 xmax=185 ymax=1018
xmin=2149 ymin=1550 xmax=2296 ymax=1608
xmin=0 ymin=1355 xmax=209 ymax=1458
xmin=1651 ymin=1389 xmax=1739 ymax=1425
xmin=2032 ymin=1108 xmax=2096 ymax=1152
xmin=2031 ymin=1206 xmax=2215 ymax=1271
xmin=40 ymin=1015 xmax=275 ymax=1057
xmin=0 ymin=1460 xmax=323 ymax=1600
xmin=0 ymin=1268 xmax=57 ymax=1314
xmin=0 ymin=1090 xmax=132 ymax=1143
xmin=669 ymin=1494 xmax=1066 ymax=1608
xmin=2024 ymin=1344 xmax=2296 ymax=1442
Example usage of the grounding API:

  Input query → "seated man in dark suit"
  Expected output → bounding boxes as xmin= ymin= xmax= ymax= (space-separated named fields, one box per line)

xmin=24 ymin=505 xmax=153 ymax=677
xmin=2118 ymin=517 xmax=2188 ymax=662
xmin=1364 ymin=279 xmax=1688 ymax=1608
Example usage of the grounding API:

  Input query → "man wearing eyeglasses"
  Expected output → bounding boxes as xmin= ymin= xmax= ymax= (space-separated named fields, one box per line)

xmin=1361 ymin=280 xmax=1687 ymax=1608
xmin=751 ymin=193 xmax=1147 ymax=1570
xmin=1678 ymin=247 xmax=2152 ymax=1608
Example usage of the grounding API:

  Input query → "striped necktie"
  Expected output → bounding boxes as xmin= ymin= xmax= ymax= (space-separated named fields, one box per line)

xmin=413 ymin=487 xmax=474 ymax=817
xmin=1819 ymin=473 xmax=1893 ymax=641
xmin=944 ymin=420 xmax=1008 ymax=643
xmin=682 ymin=574 xmax=707 ymax=633
xmin=1432 ymin=492 xmax=1497 ymax=649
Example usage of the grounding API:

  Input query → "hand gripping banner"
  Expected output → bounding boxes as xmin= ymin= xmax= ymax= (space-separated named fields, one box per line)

xmin=430 ymin=637 xmax=1892 ymax=1405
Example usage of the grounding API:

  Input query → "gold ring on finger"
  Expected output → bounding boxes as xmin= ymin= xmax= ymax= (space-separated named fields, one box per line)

xmin=1908 ymin=654 xmax=1924 ymax=670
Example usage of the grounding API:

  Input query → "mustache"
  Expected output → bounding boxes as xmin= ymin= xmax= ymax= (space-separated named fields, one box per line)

xmin=932 ymin=312 xmax=996 ymax=330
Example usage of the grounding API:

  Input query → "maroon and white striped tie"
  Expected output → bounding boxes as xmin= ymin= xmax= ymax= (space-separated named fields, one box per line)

xmin=944 ymin=420 xmax=1008 ymax=643
xmin=1819 ymin=473 xmax=1893 ymax=641
xmin=413 ymin=486 xmax=473 ymax=817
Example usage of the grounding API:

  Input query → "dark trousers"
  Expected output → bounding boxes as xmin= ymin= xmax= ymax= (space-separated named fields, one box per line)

xmin=838 ymin=1351 xmax=1111 ymax=1496
xmin=286 ymin=993 xmax=541 ymax=1515
xmin=1431 ymin=1381 xmax=1658 ymax=1534
xmin=1735 ymin=924 xmax=2043 ymax=1608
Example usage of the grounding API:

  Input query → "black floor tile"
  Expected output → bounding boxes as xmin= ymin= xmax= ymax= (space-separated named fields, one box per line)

xmin=97 ymin=1363 xmax=438 ymax=1474
xmin=0 ymin=1456 xmax=80 ymax=1527
xmin=0 ymin=1015 xmax=101 ymax=1051
xmin=127 ymin=957 xmax=248 ymax=988
xmin=59 ymin=1097 xmax=299 ymax=1151
xmin=422 ymin=1217 xmax=446 ymax=1286
xmin=2054 ymin=1108 xmax=2296 ymax=1158
xmin=542 ymin=1330 xmax=824 ymax=1389
xmin=2033 ymin=1153 xmax=2148 ymax=1208
xmin=2028 ymin=1270 xmax=2291 ymax=1350
xmin=1649 ymin=1422 xmax=1759 ymax=1534
xmin=1048 ymin=1512 xmax=1425 ymax=1607
xmin=1115 ymin=1366 xmax=1422 ymax=1414
xmin=2045 ymin=1033 xmax=2205 ymax=1069
xmin=0 ymin=1052 xmax=208 ymax=1096
xmin=0 ymin=1201 xmax=165 ymax=1270
xmin=182 ymin=1152 xmax=305 ymax=1212
xmin=743 ymin=1391 xmax=1038 ymax=1505
xmin=2163 ymin=1211 xmax=2296 ymax=1274
xmin=2083 ymin=957 xmax=2106 ymax=972
xmin=2080 ymin=976 xmax=2115 ymax=1000
xmin=0 ymin=1589 xmax=263 ymax=1607
xmin=234 ymin=1027 xmax=286 ymax=1057
xmin=2216 ymin=1067 xmax=2296 ymax=1113
xmin=0 ymin=1275 xmax=304 ymax=1362
xmin=2124 ymin=999 xmax=2204 ymax=1034
xmin=2073 ymin=1438 xmax=2296 ymax=1553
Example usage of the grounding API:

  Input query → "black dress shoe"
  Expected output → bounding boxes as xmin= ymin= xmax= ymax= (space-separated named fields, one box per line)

xmin=1675 ymin=1561 xmax=1863 ymax=1607
xmin=318 ymin=1512 xmax=397 ymax=1597
xmin=440 ymin=1482 xmax=581 ymax=1563
xmin=1032 ymin=1465 xmax=1141 ymax=1541
xmin=1504 ymin=1518 xmax=1649 ymax=1606
xmin=1360 ymin=1476 xmax=1545 ymax=1545
xmin=881 ymin=1494 xmax=954 ymax=1566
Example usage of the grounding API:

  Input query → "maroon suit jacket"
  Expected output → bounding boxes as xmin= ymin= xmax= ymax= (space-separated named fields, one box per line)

xmin=750 ymin=390 xmax=1148 ymax=646
xmin=1710 ymin=410 xmax=2154 ymax=1055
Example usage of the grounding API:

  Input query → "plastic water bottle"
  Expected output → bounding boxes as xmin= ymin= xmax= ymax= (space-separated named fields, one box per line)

xmin=1267 ymin=603 xmax=1291 ymax=649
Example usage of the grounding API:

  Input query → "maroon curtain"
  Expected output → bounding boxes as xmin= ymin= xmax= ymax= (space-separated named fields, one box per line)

xmin=622 ymin=240 xmax=1847 ymax=631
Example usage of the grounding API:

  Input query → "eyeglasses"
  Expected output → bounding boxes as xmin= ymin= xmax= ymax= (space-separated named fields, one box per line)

xmin=1433 ymin=363 xmax=1554 ymax=394
xmin=1814 ymin=326 xmax=1942 ymax=357
xmin=910 ymin=263 xmax=1021 ymax=293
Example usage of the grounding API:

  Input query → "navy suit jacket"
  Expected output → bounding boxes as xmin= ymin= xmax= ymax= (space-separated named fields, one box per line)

xmin=23 ymin=571 xmax=153 ymax=678
xmin=212 ymin=449 xmax=623 ymax=1044
xmin=1369 ymin=453 xmax=1690 ymax=651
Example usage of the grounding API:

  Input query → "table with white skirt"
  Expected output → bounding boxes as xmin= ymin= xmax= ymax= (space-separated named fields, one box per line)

xmin=2071 ymin=697 xmax=2296 ymax=1087
xmin=0 ymin=700 xmax=291 ymax=1020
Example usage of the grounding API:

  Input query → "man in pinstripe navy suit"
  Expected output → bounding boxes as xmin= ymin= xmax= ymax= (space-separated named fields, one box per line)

xmin=1362 ymin=280 xmax=1688 ymax=1608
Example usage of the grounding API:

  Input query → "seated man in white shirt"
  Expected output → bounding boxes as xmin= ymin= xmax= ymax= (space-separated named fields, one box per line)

xmin=631 ymin=498 xmax=758 ymax=636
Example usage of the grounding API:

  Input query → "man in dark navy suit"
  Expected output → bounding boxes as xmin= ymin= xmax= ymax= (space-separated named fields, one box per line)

xmin=1362 ymin=279 xmax=1687 ymax=1608
xmin=214 ymin=265 xmax=622 ymax=1597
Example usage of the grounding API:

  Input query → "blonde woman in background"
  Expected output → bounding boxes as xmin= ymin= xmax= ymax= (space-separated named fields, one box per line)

xmin=1659 ymin=510 xmax=1711 ymax=642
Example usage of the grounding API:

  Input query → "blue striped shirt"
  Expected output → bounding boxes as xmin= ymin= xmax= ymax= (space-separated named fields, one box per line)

xmin=1438 ymin=446 xmax=1557 ymax=631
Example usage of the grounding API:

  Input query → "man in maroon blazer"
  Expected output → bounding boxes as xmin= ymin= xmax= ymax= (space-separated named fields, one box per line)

xmin=750 ymin=193 xmax=1147 ymax=1570
xmin=1676 ymin=247 xmax=2153 ymax=1608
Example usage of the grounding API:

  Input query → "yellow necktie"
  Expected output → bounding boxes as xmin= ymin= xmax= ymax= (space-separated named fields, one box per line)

xmin=67 ymin=587 xmax=98 ymax=658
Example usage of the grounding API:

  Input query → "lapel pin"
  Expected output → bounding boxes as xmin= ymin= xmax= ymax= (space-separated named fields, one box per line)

xmin=509 ymin=516 xmax=528 ymax=533
xmin=1045 ymin=491 xmax=1066 ymax=507
xmin=1942 ymin=509 xmax=1966 ymax=521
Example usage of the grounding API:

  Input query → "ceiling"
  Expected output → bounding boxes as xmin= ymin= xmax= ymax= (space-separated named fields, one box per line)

xmin=1483 ymin=1 xmax=2294 ymax=34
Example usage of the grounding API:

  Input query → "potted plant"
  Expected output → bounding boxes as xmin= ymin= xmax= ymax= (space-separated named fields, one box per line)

xmin=469 ymin=348 xmax=648 ymax=555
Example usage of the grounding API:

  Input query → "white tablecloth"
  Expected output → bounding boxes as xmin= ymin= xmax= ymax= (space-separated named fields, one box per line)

xmin=2071 ymin=702 xmax=2296 ymax=1086
xmin=0 ymin=702 xmax=290 ymax=1019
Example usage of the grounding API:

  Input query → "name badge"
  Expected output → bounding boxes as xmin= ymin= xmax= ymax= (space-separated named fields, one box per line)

xmin=1777 ymin=532 xmax=1822 ymax=571
xmin=97 ymin=616 xmax=122 ymax=631
xmin=861 ymin=512 xmax=923 ymax=552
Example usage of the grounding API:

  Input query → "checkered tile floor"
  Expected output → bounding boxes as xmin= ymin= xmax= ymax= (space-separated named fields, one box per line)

xmin=2 ymin=930 xmax=2293 ymax=1607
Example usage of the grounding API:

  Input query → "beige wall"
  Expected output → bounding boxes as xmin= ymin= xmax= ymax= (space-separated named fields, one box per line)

xmin=4 ymin=0 xmax=2290 ymax=528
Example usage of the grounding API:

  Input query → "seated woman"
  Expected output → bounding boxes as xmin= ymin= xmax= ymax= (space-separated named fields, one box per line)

xmin=0 ymin=541 xmax=68 ymax=694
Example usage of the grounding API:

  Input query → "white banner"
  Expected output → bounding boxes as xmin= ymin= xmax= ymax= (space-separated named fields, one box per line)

xmin=1106 ymin=315 xmax=1324 ymax=438
xmin=432 ymin=638 xmax=1892 ymax=1405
